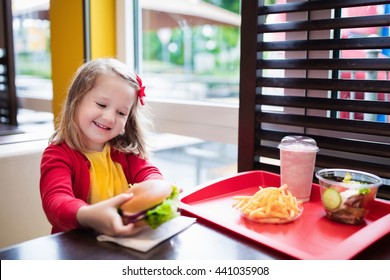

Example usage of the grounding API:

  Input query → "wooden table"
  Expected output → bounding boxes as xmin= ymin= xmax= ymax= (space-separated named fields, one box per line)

xmin=1 ymin=219 xmax=389 ymax=260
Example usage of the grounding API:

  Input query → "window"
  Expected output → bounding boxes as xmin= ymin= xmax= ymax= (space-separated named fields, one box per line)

xmin=140 ymin=0 xmax=241 ymax=104
xmin=117 ymin=0 xmax=241 ymax=189
xmin=0 ymin=0 xmax=53 ymax=138
xmin=238 ymin=0 xmax=390 ymax=199
xmin=12 ymin=0 xmax=53 ymax=132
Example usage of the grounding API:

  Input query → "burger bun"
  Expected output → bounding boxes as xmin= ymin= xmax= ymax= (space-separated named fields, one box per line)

xmin=120 ymin=180 xmax=173 ymax=215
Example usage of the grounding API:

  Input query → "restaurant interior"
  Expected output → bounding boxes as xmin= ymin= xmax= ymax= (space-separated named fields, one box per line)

xmin=0 ymin=0 xmax=389 ymax=260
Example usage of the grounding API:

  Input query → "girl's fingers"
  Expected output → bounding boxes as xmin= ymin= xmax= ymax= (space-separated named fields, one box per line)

xmin=109 ymin=193 xmax=134 ymax=207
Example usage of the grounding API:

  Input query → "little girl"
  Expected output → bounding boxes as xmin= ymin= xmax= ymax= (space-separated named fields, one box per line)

xmin=40 ymin=58 xmax=169 ymax=236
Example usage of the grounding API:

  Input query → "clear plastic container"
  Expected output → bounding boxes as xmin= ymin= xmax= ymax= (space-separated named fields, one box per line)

xmin=315 ymin=168 xmax=382 ymax=224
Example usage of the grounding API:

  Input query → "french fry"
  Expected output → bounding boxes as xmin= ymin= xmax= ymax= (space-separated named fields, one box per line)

xmin=233 ymin=184 xmax=303 ymax=224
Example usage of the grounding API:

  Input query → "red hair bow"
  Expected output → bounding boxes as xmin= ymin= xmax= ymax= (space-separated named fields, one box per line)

xmin=136 ymin=74 xmax=146 ymax=106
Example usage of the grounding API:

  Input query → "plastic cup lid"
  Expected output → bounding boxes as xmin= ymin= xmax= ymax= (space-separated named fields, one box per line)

xmin=278 ymin=135 xmax=319 ymax=152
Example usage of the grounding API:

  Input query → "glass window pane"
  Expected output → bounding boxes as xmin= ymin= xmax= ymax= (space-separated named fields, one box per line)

xmin=141 ymin=0 xmax=241 ymax=105
xmin=139 ymin=1 xmax=241 ymax=189
xmin=12 ymin=0 xmax=53 ymax=131
xmin=150 ymin=133 xmax=237 ymax=190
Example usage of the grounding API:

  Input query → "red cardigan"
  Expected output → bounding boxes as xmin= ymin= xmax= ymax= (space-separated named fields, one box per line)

xmin=40 ymin=142 xmax=163 ymax=233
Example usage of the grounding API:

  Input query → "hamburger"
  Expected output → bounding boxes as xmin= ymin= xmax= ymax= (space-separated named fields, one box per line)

xmin=119 ymin=181 xmax=180 ymax=229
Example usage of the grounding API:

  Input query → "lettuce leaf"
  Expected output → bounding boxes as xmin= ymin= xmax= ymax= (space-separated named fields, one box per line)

xmin=144 ymin=185 xmax=180 ymax=229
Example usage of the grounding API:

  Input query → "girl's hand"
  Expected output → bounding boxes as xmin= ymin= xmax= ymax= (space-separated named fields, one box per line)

xmin=76 ymin=193 xmax=140 ymax=236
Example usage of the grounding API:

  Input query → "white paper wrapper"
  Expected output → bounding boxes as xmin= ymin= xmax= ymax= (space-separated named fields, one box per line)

xmin=96 ymin=216 xmax=196 ymax=252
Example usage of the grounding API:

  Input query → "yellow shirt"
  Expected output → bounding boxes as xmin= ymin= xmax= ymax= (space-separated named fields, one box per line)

xmin=85 ymin=145 xmax=129 ymax=204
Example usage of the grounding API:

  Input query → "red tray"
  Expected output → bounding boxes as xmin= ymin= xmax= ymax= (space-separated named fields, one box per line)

xmin=180 ymin=170 xmax=390 ymax=259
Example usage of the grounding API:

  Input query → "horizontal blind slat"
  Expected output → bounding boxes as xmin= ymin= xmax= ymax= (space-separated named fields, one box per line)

xmin=316 ymin=154 xmax=390 ymax=179
xmin=258 ymin=58 xmax=390 ymax=71
xmin=258 ymin=37 xmax=390 ymax=51
xmin=255 ymin=130 xmax=390 ymax=158
xmin=257 ymin=95 xmax=390 ymax=115
xmin=258 ymin=113 xmax=390 ymax=137
xmin=258 ymin=0 xmax=389 ymax=15
xmin=258 ymin=77 xmax=390 ymax=93
xmin=258 ymin=15 xmax=390 ymax=33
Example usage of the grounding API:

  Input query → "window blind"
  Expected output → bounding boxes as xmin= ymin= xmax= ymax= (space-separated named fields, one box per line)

xmin=238 ymin=0 xmax=390 ymax=199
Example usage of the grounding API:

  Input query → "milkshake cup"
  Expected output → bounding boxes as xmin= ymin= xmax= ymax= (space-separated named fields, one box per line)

xmin=278 ymin=136 xmax=319 ymax=202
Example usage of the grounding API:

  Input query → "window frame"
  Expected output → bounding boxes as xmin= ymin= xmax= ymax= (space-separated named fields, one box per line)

xmin=0 ymin=0 xmax=17 ymax=127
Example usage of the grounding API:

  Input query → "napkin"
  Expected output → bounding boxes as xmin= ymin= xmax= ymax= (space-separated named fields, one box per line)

xmin=96 ymin=216 xmax=196 ymax=252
